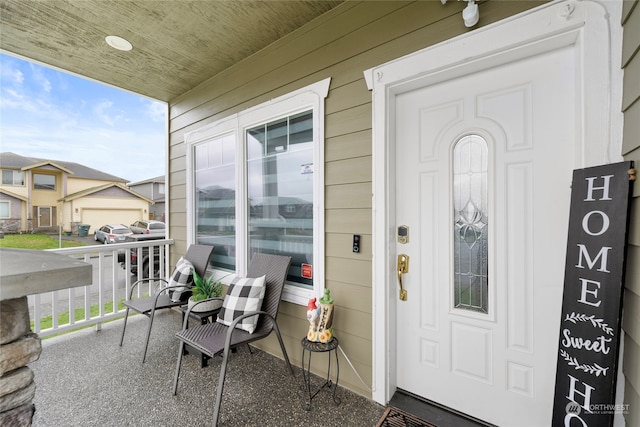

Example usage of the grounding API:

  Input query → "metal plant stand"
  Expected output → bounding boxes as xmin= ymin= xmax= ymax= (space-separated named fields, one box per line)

xmin=301 ymin=337 xmax=341 ymax=410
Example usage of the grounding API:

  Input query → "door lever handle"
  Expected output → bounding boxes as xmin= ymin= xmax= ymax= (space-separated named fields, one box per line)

xmin=397 ymin=254 xmax=409 ymax=301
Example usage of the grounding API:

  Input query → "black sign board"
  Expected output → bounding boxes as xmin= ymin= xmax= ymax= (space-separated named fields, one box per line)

xmin=552 ymin=161 xmax=634 ymax=426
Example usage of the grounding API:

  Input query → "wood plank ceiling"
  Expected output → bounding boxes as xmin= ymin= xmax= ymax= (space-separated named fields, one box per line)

xmin=0 ymin=0 xmax=343 ymax=102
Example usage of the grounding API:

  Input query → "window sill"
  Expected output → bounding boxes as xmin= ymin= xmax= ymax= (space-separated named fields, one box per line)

xmin=282 ymin=283 xmax=314 ymax=306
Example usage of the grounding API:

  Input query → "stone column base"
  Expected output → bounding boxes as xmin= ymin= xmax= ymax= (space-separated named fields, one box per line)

xmin=0 ymin=403 xmax=35 ymax=426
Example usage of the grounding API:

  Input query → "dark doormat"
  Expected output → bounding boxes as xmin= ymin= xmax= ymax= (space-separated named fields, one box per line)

xmin=376 ymin=406 xmax=437 ymax=427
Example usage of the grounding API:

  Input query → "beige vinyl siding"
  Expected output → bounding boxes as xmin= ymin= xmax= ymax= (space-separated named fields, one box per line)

xmin=622 ymin=0 xmax=640 ymax=425
xmin=66 ymin=177 xmax=119 ymax=195
xmin=168 ymin=0 xmax=544 ymax=398
xmin=0 ymin=180 xmax=28 ymax=199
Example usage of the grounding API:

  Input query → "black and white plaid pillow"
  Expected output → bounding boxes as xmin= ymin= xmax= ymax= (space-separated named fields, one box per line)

xmin=216 ymin=275 xmax=266 ymax=334
xmin=168 ymin=257 xmax=194 ymax=302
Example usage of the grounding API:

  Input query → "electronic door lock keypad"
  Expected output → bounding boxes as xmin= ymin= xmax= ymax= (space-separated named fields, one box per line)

xmin=397 ymin=225 xmax=409 ymax=244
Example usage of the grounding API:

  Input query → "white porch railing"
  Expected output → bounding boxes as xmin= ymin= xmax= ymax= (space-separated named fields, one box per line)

xmin=29 ymin=239 xmax=174 ymax=337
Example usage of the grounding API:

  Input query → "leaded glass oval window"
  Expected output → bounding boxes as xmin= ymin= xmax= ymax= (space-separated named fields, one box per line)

xmin=453 ymin=134 xmax=488 ymax=313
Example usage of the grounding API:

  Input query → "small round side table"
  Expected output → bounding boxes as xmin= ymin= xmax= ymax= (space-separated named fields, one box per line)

xmin=301 ymin=336 xmax=341 ymax=410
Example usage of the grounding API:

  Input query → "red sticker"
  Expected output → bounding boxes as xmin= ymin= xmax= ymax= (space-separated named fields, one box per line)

xmin=301 ymin=263 xmax=313 ymax=279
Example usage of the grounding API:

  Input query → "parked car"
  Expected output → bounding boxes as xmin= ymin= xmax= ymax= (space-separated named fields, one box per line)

xmin=118 ymin=233 xmax=166 ymax=277
xmin=129 ymin=220 xmax=166 ymax=235
xmin=94 ymin=224 xmax=133 ymax=244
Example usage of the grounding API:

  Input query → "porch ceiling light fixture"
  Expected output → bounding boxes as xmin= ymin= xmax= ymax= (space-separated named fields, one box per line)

xmin=441 ymin=0 xmax=480 ymax=28
xmin=105 ymin=35 xmax=133 ymax=51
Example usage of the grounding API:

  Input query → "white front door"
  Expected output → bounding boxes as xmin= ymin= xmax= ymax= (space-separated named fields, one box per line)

xmin=393 ymin=43 xmax=576 ymax=425
xmin=367 ymin=2 xmax=622 ymax=424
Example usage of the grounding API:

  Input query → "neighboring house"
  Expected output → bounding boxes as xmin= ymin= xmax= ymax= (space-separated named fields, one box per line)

xmin=0 ymin=152 xmax=153 ymax=234
xmin=127 ymin=175 xmax=166 ymax=222
xmin=2 ymin=1 xmax=639 ymax=426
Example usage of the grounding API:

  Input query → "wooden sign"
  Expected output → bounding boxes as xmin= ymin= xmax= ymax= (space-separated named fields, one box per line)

xmin=552 ymin=161 xmax=634 ymax=426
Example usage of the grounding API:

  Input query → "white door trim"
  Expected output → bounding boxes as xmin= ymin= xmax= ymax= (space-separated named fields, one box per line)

xmin=364 ymin=0 xmax=622 ymax=406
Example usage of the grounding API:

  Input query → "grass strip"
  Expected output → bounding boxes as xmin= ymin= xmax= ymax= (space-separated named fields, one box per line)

xmin=0 ymin=234 xmax=85 ymax=249
xmin=32 ymin=299 xmax=127 ymax=334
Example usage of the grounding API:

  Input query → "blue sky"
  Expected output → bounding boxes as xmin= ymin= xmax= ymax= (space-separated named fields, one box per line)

xmin=0 ymin=53 xmax=166 ymax=183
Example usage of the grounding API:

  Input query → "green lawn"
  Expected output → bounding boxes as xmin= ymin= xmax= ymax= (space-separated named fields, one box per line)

xmin=32 ymin=299 xmax=128 ymax=336
xmin=0 ymin=233 xmax=85 ymax=249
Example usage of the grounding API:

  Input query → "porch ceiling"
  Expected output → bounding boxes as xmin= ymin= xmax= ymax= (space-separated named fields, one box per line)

xmin=0 ymin=0 xmax=343 ymax=102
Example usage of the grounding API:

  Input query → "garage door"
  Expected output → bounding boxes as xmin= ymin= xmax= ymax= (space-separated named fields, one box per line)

xmin=81 ymin=209 xmax=142 ymax=234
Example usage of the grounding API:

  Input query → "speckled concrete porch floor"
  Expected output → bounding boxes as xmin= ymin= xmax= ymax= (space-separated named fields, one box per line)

xmin=30 ymin=309 xmax=385 ymax=427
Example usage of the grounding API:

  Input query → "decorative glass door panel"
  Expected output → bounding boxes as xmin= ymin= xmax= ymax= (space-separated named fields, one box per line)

xmin=453 ymin=135 xmax=489 ymax=314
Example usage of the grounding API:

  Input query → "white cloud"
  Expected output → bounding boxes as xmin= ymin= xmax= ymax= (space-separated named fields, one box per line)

xmin=93 ymin=100 xmax=125 ymax=126
xmin=30 ymin=67 xmax=52 ymax=93
xmin=0 ymin=60 xmax=24 ymax=85
xmin=13 ymin=69 xmax=24 ymax=84
xmin=1 ymin=88 xmax=41 ymax=114
xmin=2 ymin=88 xmax=25 ymax=105
xmin=145 ymin=99 xmax=167 ymax=123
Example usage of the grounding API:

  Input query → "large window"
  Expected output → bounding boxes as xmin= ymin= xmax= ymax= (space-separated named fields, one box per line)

xmin=194 ymin=133 xmax=237 ymax=271
xmin=188 ymin=78 xmax=330 ymax=304
xmin=2 ymin=169 xmax=24 ymax=186
xmin=246 ymin=111 xmax=314 ymax=286
xmin=33 ymin=173 xmax=55 ymax=190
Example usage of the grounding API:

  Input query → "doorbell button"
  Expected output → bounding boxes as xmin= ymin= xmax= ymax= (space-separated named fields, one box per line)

xmin=353 ymin=234 xmax=361 ymax=253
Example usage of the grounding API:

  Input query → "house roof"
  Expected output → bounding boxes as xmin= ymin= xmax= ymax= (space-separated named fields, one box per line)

xmin=0 ymin=0 xmax=343 ymax=103
xmin=59 ymin=182 xmax=153 ymax=204
xmin=0 ymin=188 xmax=28 ymax=202
xmin=128 ymin=175 xmax=165 ymax=186
xmin=20 ymin=160 xmax=74 ymax=175
xmin=0 ymin=152 xmax=127 ymax=182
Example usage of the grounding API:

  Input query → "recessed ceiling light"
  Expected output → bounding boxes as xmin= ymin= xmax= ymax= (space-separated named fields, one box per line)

xmin=105 ymin=35 xmax=133 ymax=51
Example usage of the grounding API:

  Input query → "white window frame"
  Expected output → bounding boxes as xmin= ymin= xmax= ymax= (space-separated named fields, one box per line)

xmin=186 ymin=78 xmax=331 ymax=305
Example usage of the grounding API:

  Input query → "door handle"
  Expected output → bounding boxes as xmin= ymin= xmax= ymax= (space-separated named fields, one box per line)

xmin=397 ymin=254 xmax=409 ymax=301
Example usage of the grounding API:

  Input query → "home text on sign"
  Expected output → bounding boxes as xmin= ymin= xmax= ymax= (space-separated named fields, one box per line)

xmin=552 ymin=162 xmax=634 ymax=426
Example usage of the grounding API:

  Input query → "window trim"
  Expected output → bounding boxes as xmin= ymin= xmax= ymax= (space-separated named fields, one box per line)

xmin=186 ymin=78 xmax=331 ymax=305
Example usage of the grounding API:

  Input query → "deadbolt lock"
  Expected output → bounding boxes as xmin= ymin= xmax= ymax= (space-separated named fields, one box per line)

xmin=397 ymin=225 xmax=409 ymax=244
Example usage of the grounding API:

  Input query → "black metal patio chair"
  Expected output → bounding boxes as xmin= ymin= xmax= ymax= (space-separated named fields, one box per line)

xmin=172 ymin=252 xmax=293 ymax=426
xmin=119 ymin=244 xmax=214 ymax=363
